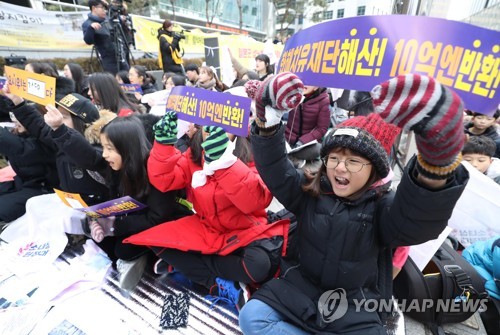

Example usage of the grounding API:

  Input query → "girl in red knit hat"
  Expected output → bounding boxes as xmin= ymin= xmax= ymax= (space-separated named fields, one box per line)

xmin=241 ymin=72 xmax=470 ymax=334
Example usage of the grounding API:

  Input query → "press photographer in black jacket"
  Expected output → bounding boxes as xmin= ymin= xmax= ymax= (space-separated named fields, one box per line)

xmin=82 ymin=0 xmax=130 ymax=75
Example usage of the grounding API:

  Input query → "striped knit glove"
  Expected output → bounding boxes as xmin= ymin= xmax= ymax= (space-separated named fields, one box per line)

xmin=371 ymin=74 xmax=465 ymax=180
xmin=201 ymin=126 xmax=229 ymax=163
xmin=254 ymin=72 xmax=305 ymax=130
xmin=153 ymin=110 xmax=178 ymax=145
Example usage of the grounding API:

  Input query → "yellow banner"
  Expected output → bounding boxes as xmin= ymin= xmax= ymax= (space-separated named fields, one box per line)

xmin=132 ymin=16 xmax=215 ymax=55
xmin=220 ymin=35 xmax=284 ymax=70
xmin=0 ymin=2 xmax=89 ymax=50
xmin=4 ymin=66 xmax=56 ymax=106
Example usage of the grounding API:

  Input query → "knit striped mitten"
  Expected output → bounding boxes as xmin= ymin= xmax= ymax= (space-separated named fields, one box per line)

xmin=254 ymin=72 xmax=305 ymax=130
xmin=201 ymin=126 xmax=229 ymax=163
xmin=371 ymin=73 xmax=465 ymax=180
xmin=153 ymin=110 xmax=178 ymax=145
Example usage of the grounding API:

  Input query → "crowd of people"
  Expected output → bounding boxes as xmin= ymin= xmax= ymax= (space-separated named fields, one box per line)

xmin=1 ymin=10 xmax=500 ymax=333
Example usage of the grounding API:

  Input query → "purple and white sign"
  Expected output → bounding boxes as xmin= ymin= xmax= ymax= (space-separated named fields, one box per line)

xmin=77 ymin=196 xmax=146 ymax=218
xmin=166 ymin=86 xmax=251 ymax=137
xmin=120 ymin=84 xmax=143 ymax=94
xmin=277 ymin=15 xmax=500 ymax=116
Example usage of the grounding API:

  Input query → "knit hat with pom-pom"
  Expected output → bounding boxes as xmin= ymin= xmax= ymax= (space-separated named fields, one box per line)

xmin=321 ymin=113 xmax=401 ymax=178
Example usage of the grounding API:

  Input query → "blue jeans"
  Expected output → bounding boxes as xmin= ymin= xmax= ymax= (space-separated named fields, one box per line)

xmin=239 ymin=299 xmax=309 ymax=335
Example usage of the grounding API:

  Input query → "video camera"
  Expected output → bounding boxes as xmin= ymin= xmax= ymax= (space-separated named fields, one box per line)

xmin=173 ymin=30 xmax=188 ymax=40
xmin=107 ymin=0 xmax=132 ymax=20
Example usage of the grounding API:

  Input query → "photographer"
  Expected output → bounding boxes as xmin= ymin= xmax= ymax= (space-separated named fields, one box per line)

xmin=157 ymin=20 xmax=184 ymax=75
xmin=82 ymin=0 xmax=130 ymax=75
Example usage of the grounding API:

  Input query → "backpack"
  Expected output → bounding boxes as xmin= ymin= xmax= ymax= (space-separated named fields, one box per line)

xmin=267 ymin=208 xmax=298 ymax=260
xmin=393 ymin=241 xmax=489 ymax=335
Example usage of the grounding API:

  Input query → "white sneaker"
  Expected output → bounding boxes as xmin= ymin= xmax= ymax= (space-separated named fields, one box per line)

xmin=116 ymin=255 xmax=148 ymax=291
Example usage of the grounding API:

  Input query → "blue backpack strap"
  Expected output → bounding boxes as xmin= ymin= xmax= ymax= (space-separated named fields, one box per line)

xmin=491 ymin=238 xmax=500 ymax=292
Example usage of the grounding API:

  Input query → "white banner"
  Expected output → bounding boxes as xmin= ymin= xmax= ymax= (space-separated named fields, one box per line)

xmin=0 ymin=2 xmax=89 ymax=50
xmin=448 ymin=161 xmax=500 ymax=247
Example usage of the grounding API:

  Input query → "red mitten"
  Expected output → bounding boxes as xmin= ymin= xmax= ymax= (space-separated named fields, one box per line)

xmin=371 ymin=74 xmax=465 ymax=179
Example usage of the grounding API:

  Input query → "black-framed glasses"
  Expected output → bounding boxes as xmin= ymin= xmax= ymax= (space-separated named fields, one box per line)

xmin=322 ymin=156 xmax=371 ymax=173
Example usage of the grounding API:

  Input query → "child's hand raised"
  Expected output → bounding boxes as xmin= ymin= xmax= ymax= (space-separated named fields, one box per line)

xmin=1 ymin=85 xmax=24 ymax=106
xmin=153 ymin=110 xmax=178 ymax=144
xmin=254 ymin=72 xmax=304 ymax=129
xmin=371 ymin=74 xmax=465 ymax=180
xmin=201 ymin=126 xmax=229 ymax=163
xmin=44 ymin=104 xmax=64 ymax=131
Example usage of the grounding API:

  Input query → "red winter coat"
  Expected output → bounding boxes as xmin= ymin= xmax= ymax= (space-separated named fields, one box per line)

xmin=125 ymin=142 xmax=289 ymax=256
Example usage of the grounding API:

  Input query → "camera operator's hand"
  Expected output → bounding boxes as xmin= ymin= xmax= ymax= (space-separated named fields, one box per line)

xmin=90 ymin=22 xmax=102 ymax=30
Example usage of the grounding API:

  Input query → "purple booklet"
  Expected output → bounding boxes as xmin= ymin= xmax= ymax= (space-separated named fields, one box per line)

xmin=77 ymin=196 xmax=147 ymax=219
xmin=120 ymin=84 xmax=143 ymax=94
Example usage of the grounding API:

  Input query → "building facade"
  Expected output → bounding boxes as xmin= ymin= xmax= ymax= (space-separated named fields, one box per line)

xmin=302 ymin=0 xmax=393 ymax=29
xmin=157 ymin=0 xmax=272 ymax=40
xmin=394 ymin=0 xmax=499 ymax=31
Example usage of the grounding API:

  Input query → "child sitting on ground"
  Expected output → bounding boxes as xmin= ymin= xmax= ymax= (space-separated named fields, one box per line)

xmin=464 ymin=110 xmax=499 ymax=142
xmin=462 ymin=136 xmax=500 ymax=185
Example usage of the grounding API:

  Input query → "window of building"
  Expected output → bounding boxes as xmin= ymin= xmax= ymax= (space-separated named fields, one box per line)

xmin=298 ymin=14 xmax=304 ymax=24
xmin=357 ymin=5 xmax=366 ymax=16
xmin=313 ymin=12 xmax=321 ymax=21
xmin=337 ymin=8 xmax=344 ymax=18
xmin=323 ymin=10 xmax=333 ymax=20
xmin=327 ymin=0 xmax=334 ymax=3
xmin=252 ymin=7 xmax=257 ymax=15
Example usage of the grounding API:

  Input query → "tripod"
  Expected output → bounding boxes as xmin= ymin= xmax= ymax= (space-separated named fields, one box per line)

xmin=109 ymin=10 xmax=135 ymax=73
xmin=89 ymin=9 xmax=135 ymax=74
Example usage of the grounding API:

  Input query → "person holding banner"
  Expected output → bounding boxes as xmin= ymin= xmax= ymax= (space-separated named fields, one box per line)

xmin=43 ymin=115 xmax=192 ymax=291
xmin=124 ymin=115 xmax=290 ymax=312
xmin=241 ymin=72 xmax=470 ymax=334
xmin=2 ymin=90 xmax=108 ymax=207
xmin=157 ymin=19 xmax=184 ymax=75
xmin=0 ymin=111 xmax=59 ymax=223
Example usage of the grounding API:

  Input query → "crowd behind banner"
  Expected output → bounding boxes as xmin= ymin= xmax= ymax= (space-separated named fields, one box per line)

xmin=0 ymin=6 xmax=499 ymax=335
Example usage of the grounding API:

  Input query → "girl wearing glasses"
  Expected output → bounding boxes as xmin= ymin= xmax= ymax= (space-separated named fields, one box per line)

xmin=242 ymin=73 xmax=469 ymax=334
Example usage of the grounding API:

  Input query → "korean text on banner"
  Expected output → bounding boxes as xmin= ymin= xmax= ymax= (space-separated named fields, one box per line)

xmin=4 ymin=66 xmax=56 ymax=106
xmin=277 ymin=15 xmax=500 ymax=116
xmin=166 ymin=86 xmax=251 ymax=137
xmin=0 ymin=2 xmax=89 ymax=50
xmin=54 ymin=189 xmax=147 ymax=218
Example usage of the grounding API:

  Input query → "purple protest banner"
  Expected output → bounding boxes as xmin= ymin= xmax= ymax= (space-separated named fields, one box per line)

xmin=77 ymin=196 xmax=147 ymax=218
xmin=120 ymin=83 xmax=143 ymax=94
xmin=277 ymin=15 xmax=500 ymax=116
xmin=0 ymin=77 xmax=6 ymax=90
xmin=166 ymin=86 xmax=251 ymax=137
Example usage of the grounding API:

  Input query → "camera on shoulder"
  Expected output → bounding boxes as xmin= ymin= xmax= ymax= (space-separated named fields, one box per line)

xmin=173 ymin=31 xmax=186 ymax=40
